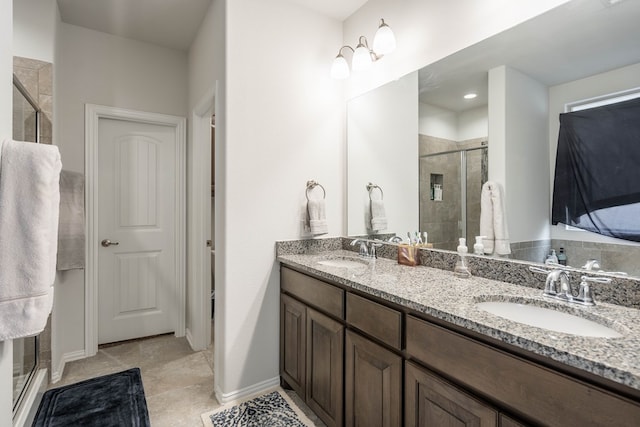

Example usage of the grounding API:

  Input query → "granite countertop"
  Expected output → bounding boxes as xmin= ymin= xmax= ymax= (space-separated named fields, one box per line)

xmin=277 ymin=249 xmax=640 ymax=392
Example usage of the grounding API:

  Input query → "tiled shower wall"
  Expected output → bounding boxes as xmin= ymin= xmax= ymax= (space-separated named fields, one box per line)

xmin=13 ymin=56 xmax=53 ymax=145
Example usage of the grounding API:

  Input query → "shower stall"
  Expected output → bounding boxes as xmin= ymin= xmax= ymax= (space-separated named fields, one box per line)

xmin=419 ymin=143 xmax=488 ymax=250
xmin=11 ymin=72 xmax=47 ymax=424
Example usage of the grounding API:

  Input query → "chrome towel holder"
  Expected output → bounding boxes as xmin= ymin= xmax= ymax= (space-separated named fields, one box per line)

xmin=367 ymin=182 xmax=384 ymax=200
xmin=306 ymin=180 xmax=326 ymax=200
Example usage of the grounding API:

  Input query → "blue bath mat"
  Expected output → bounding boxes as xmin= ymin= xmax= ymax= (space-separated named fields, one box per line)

xmin=32 ymin=368 xmax=150 ymax=427
xmin=201 ymin=388 xmax=314 ymax=426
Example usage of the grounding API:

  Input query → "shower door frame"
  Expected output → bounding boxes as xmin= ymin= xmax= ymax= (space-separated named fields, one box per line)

xmin=420 ymin=145 xmax=488 ymax=246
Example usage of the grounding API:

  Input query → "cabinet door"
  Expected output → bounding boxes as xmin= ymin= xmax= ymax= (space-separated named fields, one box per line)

xmin=281 ymin=294 xmax=306 ymax=399
xmin=345 ymin=330 xmax=402 ymax=427
xmin=405 ymin=361 xmax=497 ymax=427
xmin=499 ymin=414 xmax=526 ymax=427
xmin=307 ymin=307 xmax=344 ymax=427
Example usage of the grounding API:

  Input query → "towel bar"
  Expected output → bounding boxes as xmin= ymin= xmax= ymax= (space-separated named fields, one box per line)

xmin=306 ymin=180 xmax=326 ymax=200
xmin=366 ymin=182 xmax=384 ymax=200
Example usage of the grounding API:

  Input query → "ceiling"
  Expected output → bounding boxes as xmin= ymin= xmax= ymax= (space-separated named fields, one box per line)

xmin=56 ymin=0 xmax=368 ymax=51
xmin=285 ymin=0 xmax=368 ymax=21
xmin=418 ymin=0 xmax=640 ymax=112
xmin=56 ymin=0 xmax=213 ymax=51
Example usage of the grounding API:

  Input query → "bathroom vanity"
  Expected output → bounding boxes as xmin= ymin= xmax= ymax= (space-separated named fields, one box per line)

xmin=278 ymin=245 xmax=640 ymax=426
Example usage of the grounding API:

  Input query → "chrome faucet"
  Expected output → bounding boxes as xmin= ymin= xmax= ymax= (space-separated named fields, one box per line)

xmin=582 ymin=259 xmax=601 ymax=271
xmin=529 ymin=266 xmax=611 ymax=306
xmin=350 ymin=239 xmax=369 ymax=257
xmin=388 ymin=236 xmax=404 ymax=243
xmin=350 ymin=239 xmax=383 ymax=259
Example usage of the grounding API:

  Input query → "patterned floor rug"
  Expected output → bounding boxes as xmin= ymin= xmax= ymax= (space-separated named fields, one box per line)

xmin=201 ymin=387 xmax=314 ymax=426
xmin=33 ymin=368 xmax=150 ymax=427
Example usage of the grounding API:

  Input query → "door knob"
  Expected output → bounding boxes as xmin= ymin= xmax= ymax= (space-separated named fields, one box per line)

xmin=101 ymin=239 xmax=119 ymax=247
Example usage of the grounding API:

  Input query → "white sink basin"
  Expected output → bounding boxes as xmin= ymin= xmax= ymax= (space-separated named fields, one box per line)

xmin=476 ymin=301 xmax=623 ymax=338
xmin=316 ymin=258 xmax=368 ymax=269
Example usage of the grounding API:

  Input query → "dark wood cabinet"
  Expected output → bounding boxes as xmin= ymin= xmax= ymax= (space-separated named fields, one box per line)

xmin=281 ymin=265 xmax=640 ymax=427
xmin=345 ymin=330 xmax=402 ymax=427
xmin=280 ymin=267 xmax=345 ymax=427
xmin=280 ymin=294 xmax=306 ymax=400
xmin=499 ymin=414 xmax=525 ymax=427
xmin=405 ymin=361 xmax=497 ymax=427
xmin=306 ymin=308 xmax=344 ymax=427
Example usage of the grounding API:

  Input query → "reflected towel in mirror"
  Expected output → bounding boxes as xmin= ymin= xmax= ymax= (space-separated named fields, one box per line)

xmin=480 ymin=181 xmax=511 ymax=256
xmin=370 ymin=199 xmax=387 ymax=231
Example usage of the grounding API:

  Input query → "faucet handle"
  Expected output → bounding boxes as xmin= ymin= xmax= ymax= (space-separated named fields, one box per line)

xmin=369 ymin=241 xmax=383 ymax=258
xmin=576 ymin=276 xmax=611 ymax=305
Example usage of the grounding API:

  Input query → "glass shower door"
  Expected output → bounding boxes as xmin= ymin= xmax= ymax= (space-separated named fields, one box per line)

xmin=419 ymin=151 xmax=463 ymax=251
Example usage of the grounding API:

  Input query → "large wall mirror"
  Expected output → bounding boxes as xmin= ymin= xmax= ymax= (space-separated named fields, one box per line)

xmin=347 ymin=0 xmax=640 ymax=277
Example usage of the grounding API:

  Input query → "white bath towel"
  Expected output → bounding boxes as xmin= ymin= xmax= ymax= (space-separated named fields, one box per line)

xmin=57 ymin=170 xmax=85 ymax=270
xmin=0 ymin=139 xmax=62 ymax=341
xmin=307 ymin=199 xmax=328 ymax=235
xmin=370 ymin=199 xmax=387 ymax=231
xmin=480 ymin=181 xmax=511 ymax=256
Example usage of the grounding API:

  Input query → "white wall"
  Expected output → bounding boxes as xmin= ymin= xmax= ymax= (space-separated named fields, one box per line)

xmin=343 ymin=0 xmax=571 ymax=99
xmin=490 ymin=65 xmax=549 ymax=243
xmin=419 ymin=103 xmax=488 ymax=141
xmin=220 ymin=0 xmax=344 ymax=399
xmin=53 ymin=22 xmax=189 ymax=373
xmin=1 ymin=2 xmax=14 ymax=424
xmin=549 ymin=61 xmax=640 ymax=245
xmin=186 ymin=0 xmax=225 ymax=352
xmin=419 ymin=103 xmax=456 ymax=140
xmin=348 ymin=72 xmax=419 ymax=236
xmin=13 ymin=0 xmax=57 ymax=62
xmin=459 ymin=106 xmax=488 ymax=141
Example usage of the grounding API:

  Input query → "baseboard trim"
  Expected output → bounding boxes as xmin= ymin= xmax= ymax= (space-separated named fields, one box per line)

xmin=50 ymin=350 xmax=86 ymax=384
xmin=185 ymin=327 xmax=195 ymax=349
xmin=214 ymin=376 xmax=281 ymax=404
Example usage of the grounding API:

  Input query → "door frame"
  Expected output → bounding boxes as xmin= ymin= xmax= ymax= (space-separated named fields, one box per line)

xmin=187 ymin=84 xmax=216 ymax=351
xmin=85 ymin=104 xmax=186 ymax=356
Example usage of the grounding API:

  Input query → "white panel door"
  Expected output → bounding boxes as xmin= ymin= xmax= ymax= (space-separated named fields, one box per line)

xmin=97 ymin=118 xmax=177 ymax=344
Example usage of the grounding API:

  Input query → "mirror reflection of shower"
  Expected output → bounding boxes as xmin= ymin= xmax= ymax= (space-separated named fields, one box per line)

xmin=419 ymin=137 xmax=488 ymax=250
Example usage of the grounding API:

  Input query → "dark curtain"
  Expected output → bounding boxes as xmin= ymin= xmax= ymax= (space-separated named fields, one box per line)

xmin=551 ymin=97 xmax=640 ymax=242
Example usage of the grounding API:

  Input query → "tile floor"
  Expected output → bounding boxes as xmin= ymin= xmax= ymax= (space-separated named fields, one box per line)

xmin=48 ymin=330 xmax=325 ymax=426
xmin=49 ymin=333 xmax=218 ymax=427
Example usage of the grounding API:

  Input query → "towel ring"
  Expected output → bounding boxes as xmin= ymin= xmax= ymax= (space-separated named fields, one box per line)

xmin=306 ymin=180 xmax=326 ymax=201
xmin=366 ymin=182 xmax=384 ymax=201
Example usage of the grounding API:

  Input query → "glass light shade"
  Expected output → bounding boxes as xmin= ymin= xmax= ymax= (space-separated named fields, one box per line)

xmin=352 ymin=44 xmax=373 ymax=71
xmin=373 ymin=22 xmax=396 ymax=55
xmin=330 ymin=55 xmax=350 ymax=79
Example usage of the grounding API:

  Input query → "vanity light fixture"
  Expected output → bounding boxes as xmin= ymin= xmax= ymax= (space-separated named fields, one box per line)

xmin=331 ymin=19 xmax=396 ymax=79
xmin=464 ymin=93 xmax=478 ymax=100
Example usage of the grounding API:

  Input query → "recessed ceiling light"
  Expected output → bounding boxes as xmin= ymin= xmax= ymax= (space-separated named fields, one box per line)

xmin=464 ymin=93 xmax=477 ymax=100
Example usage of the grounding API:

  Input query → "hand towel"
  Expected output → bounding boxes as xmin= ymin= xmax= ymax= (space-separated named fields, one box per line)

xmin=57 ymin=170 xmax=85 ymax=270
xmin=370 ymin=199 xmax=387 ymax=231
xmin=0 ymin=139 xmax=62 ymax=341
xmin=480 ymin=181 xmax=511 ymax=256
xmin=307 ymin=198 xmax=328 ymax=235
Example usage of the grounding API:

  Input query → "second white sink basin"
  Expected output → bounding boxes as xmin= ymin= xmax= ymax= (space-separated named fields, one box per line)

xmin=476 ymin=301 xmax=623 ymax=338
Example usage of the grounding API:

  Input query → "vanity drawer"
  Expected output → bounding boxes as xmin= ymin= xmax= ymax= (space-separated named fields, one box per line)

xmin=281 ymin=267 xmax=344 ymax=319
xmin=346 ymin=292 xmax=402 ymax=350
xmin=406 ymin=315 xmax=640 ymax=426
